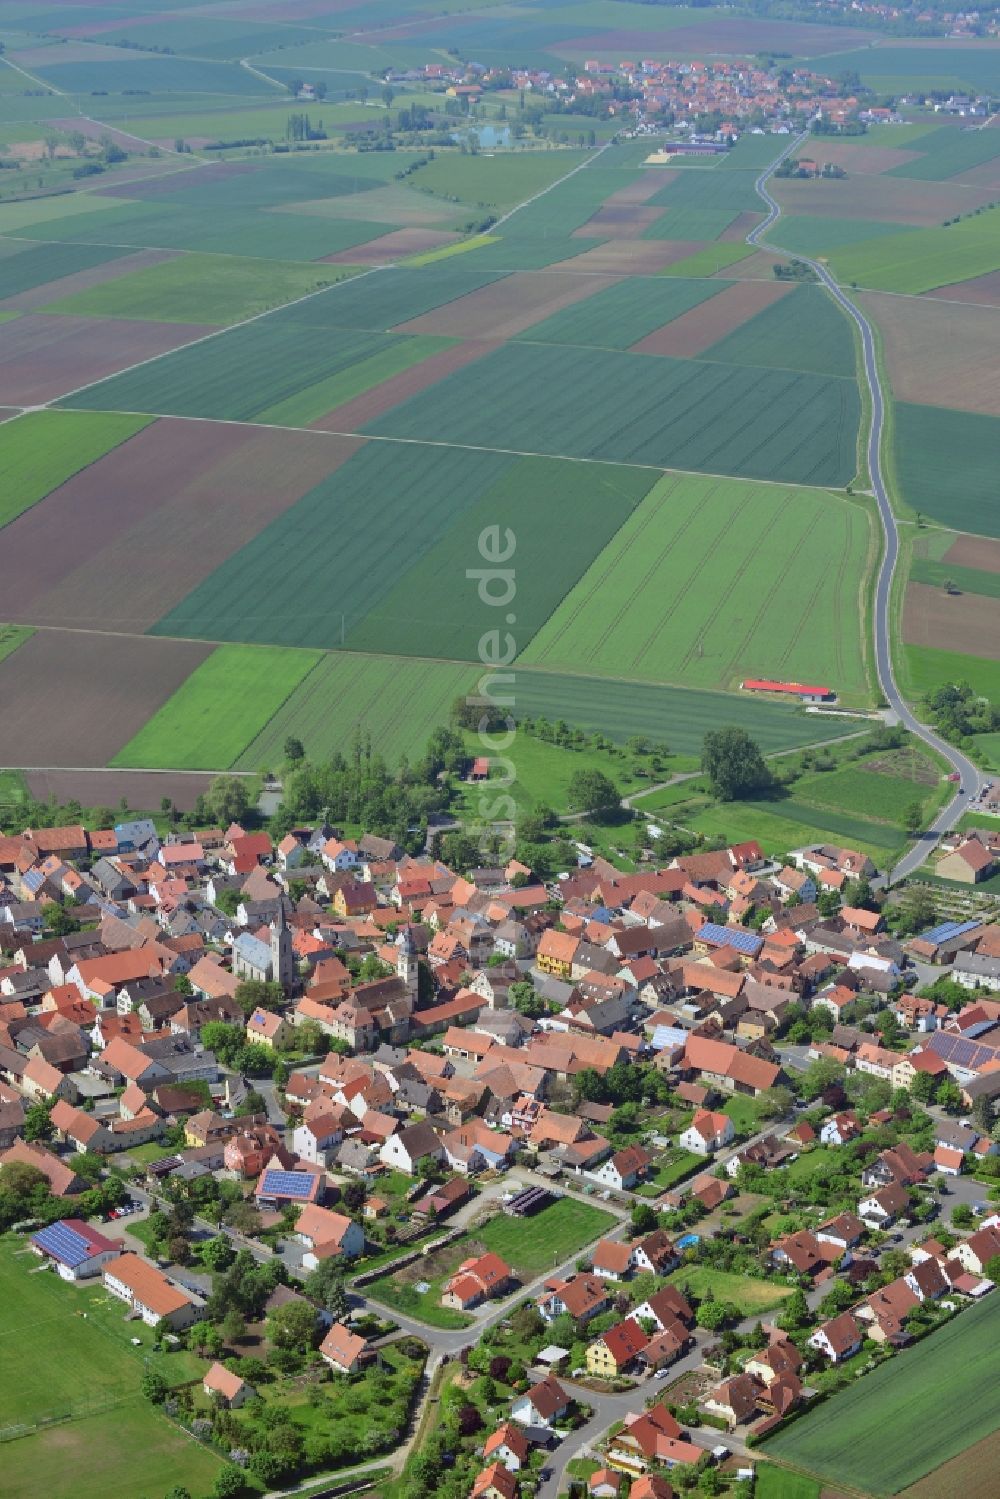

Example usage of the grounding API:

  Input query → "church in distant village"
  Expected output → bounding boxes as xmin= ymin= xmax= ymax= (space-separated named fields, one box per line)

xmin=232 ymin=906 xmax=295 ymax=989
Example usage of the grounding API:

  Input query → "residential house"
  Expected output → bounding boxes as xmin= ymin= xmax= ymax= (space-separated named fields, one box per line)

xmin=586 ymin=1318 xmax=649 ymax=1376
xmin=472 ymin=1463 xmax=517 ymax=1499
xmin=511 ymin=1375 xmax=571 ymax=1428
xmin=319 ymin=1322 xmax=371 ymax=1375
xmin=808 ymin=1312 xmax=863 ymax=1363
xmin=588 ymin=1144 xmax=652 ymax=1191
xmin=296 ymin=1203 xmax=365 ymax=1266
xmin=442 ymin=1252 xmax=514 ymax=1311
xmin=203 ymin=1363 xmax=250 ymax=1408
xmin=483 ymin=1422 xmax=530 ymax=1472
xmin=379 ymin=1120 xmax=444 ymax=1176
xmin=679 ymin=1108 xmax=734 ymax=1156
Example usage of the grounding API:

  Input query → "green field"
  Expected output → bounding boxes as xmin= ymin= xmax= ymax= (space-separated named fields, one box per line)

xmin=658 ymin=243 xmax=755 ymax=276
xmin=910 ymin=558 xmax=1000 ymax=599
xmin=900 ymin=645 xmax=1000 ymax=703
xmin=366 ymin=341 xmax=860 ymax=486
xmin=254 ymin=335 xmax=456 ymax=427
xmin=643 ymin=206 xmax=742 ymax=240
xmin=112 ymin=644 xmax=322 ymax=769
xmin=0 ymin=1234 xmax=211 ymax=1440
xmin=886 ymin=123 xmax=1000 ymax=181
xmin=0 ymin=240 xmax=134 ymax=301
xmin=510 ymin=671 xmax=861 ymax=756
xmin=3 ymin=1400 xmax=226 ymax=1499
xmin=765 ymin=1295 xmax=1000 ymax=1494
xmin=272 ymin=263 xmax=503 ymax=330
xmin=793 ymin=761 xmax=941 ymax=823
xmin=152 ymin=446 xmax=655 ymax=657
xmin=0 ymin=624 xmax=31 ymax=664
xmin=702 ymin=284 xmax=857 ymax=378
xmin=517 ymin=275 xmax=725 ymax=350
xmin=61 ymin=320 xmax=404 ymax=422
xmin=44 ymin=253 xmax=360 ymax=327
xmin=406 ymin=148 xmax=588 ymax=208
xmin=651 ymin=165 xmax=764 ymax=213
xmin=685 ymin=796 xmax=905 ymax=858
xmin=450 ymin=730 xmax=645 ymax=818
xmin=0 ymin=410 xmax=152 ymax=530
xmin=829 ymin=211 xmax=1000 ymax=295
xmin=521 ymin=473 xmax=873 ymax=698
xmin=894 ymin=403 xmax=1000 ymax=537
xmin=234 ymin=654 xmax=475 ymax=770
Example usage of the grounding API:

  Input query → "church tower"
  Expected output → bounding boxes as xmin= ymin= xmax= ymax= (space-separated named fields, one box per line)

xmin=395 ymin=926 xmax=418 ymax=1002
xmin=270 ymin=903 xmax=295 ymax=991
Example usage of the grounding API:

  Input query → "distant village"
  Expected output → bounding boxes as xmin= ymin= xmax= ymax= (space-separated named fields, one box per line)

xmin=1 ymin=804 xmax=1000 ymax=1493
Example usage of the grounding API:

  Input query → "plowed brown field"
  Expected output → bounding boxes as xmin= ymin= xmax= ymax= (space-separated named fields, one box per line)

xmin=903 ymin=582 xmax=1000 ymax=659
xmin=1 ymin=419 xmax=361 ymax=630
xmin=863 ymin=290 xmax=1000 ymax=415
xmin=0 ymin=313 xmax=209 ymax=404
xmin=944 ymin=535 xmax=1000 ymax=572
xmin=0 ymin=249 xmax=180 ymax=313
xmin=394 ymin=269 xmax=618 ymax=338
xmin=0 ymin=630 xmax=213 ymax=766
xmin=310 ymin=339 xmax=499 ymax=431
xmin=25 ymin=768 xmax=219 ymax=812
xmin=631 ymin=279 xmax=791 ymax=357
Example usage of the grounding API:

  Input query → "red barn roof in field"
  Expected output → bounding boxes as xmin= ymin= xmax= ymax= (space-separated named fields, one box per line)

xmin=742 ymin=679 xmax=831 ymax=697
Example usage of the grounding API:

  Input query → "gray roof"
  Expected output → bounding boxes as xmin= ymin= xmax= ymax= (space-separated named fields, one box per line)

xmin=233 ymin=932 xmax=271 ymax=971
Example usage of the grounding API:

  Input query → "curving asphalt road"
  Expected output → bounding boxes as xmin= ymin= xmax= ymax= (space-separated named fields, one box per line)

xmin=748 ymin=133 xmax=985 ymax=881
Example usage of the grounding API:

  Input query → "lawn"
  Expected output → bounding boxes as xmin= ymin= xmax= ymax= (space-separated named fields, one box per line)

xmin=754 ymin=1468 xmax=821 ymax=1499
xmin=793 ymin=761 xmax=940 ymax=824
xmin=765 ymin=1295 xmax=1000 ymax=1494
xmin=476 ymin=1197 xmax=614 ymax=1274
xmin=365 ymin=341 xmax=861 ymax=488
xmin=634 ymin=1148 xmax=704 ymax=1196
xmin=2 ymin=1400 xmax=225 ymax=1499
xmin=521 ymin=472 xmax=874 ymax=700
xmin=451 ymin=730 xmax=647 ymax=819
xmin=44 ymin=254 xmax=360 ymax=327
xmin=667 ymin=1264 xmax=793 ymax=1315
xmin=722 ymin=1093 xmax=767 ymax=1134
xmin=0 ymin=1233 xmax=206 ymax=1431
xmin=112 ymin=644 xmax=323 ymax=769
xmin=367 ymin=1198 xmax=613 ymax=1325
xmin=894 ymin=402 xmax=1000 ymax=538
xmin=235 ymin=653 xmax=476 ymax=772
xmin=0 ymin=410 xmax=152 ymax=530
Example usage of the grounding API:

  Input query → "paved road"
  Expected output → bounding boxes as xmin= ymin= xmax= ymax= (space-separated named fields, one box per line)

xmin=748 ymin=134 xmax=985 ymax=881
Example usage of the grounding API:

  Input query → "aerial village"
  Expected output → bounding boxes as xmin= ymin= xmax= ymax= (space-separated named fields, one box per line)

xmin=2 ymin=809 xmax=1000 ymax=1495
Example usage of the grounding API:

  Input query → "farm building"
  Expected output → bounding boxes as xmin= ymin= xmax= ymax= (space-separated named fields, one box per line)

xmin=741 ymin=679 xmax=834 ymax=703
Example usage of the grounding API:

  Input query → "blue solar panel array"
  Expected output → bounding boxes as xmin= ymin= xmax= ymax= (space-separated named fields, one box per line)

xmin=32 ymin=1221 xmax=91 ymax=1268
xmin=919 ymin=919 xmax=981 ymax=945
xmin=260 ymin=1169 xmax=314 ymax=1200
xmin=697 ymin=922 xmax=762 ymax=955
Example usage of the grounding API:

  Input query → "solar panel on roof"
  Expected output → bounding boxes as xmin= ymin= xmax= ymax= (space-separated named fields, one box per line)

xmin=920 ymin=919 xmax=981 ymax=944
xmin=260 ymin=1169 xmax=314 ymax=1199
xmin=33 ymin=1221 xmax=90 ymax=1269
xmin=699 ymin=922 xmax=761 ymax=954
